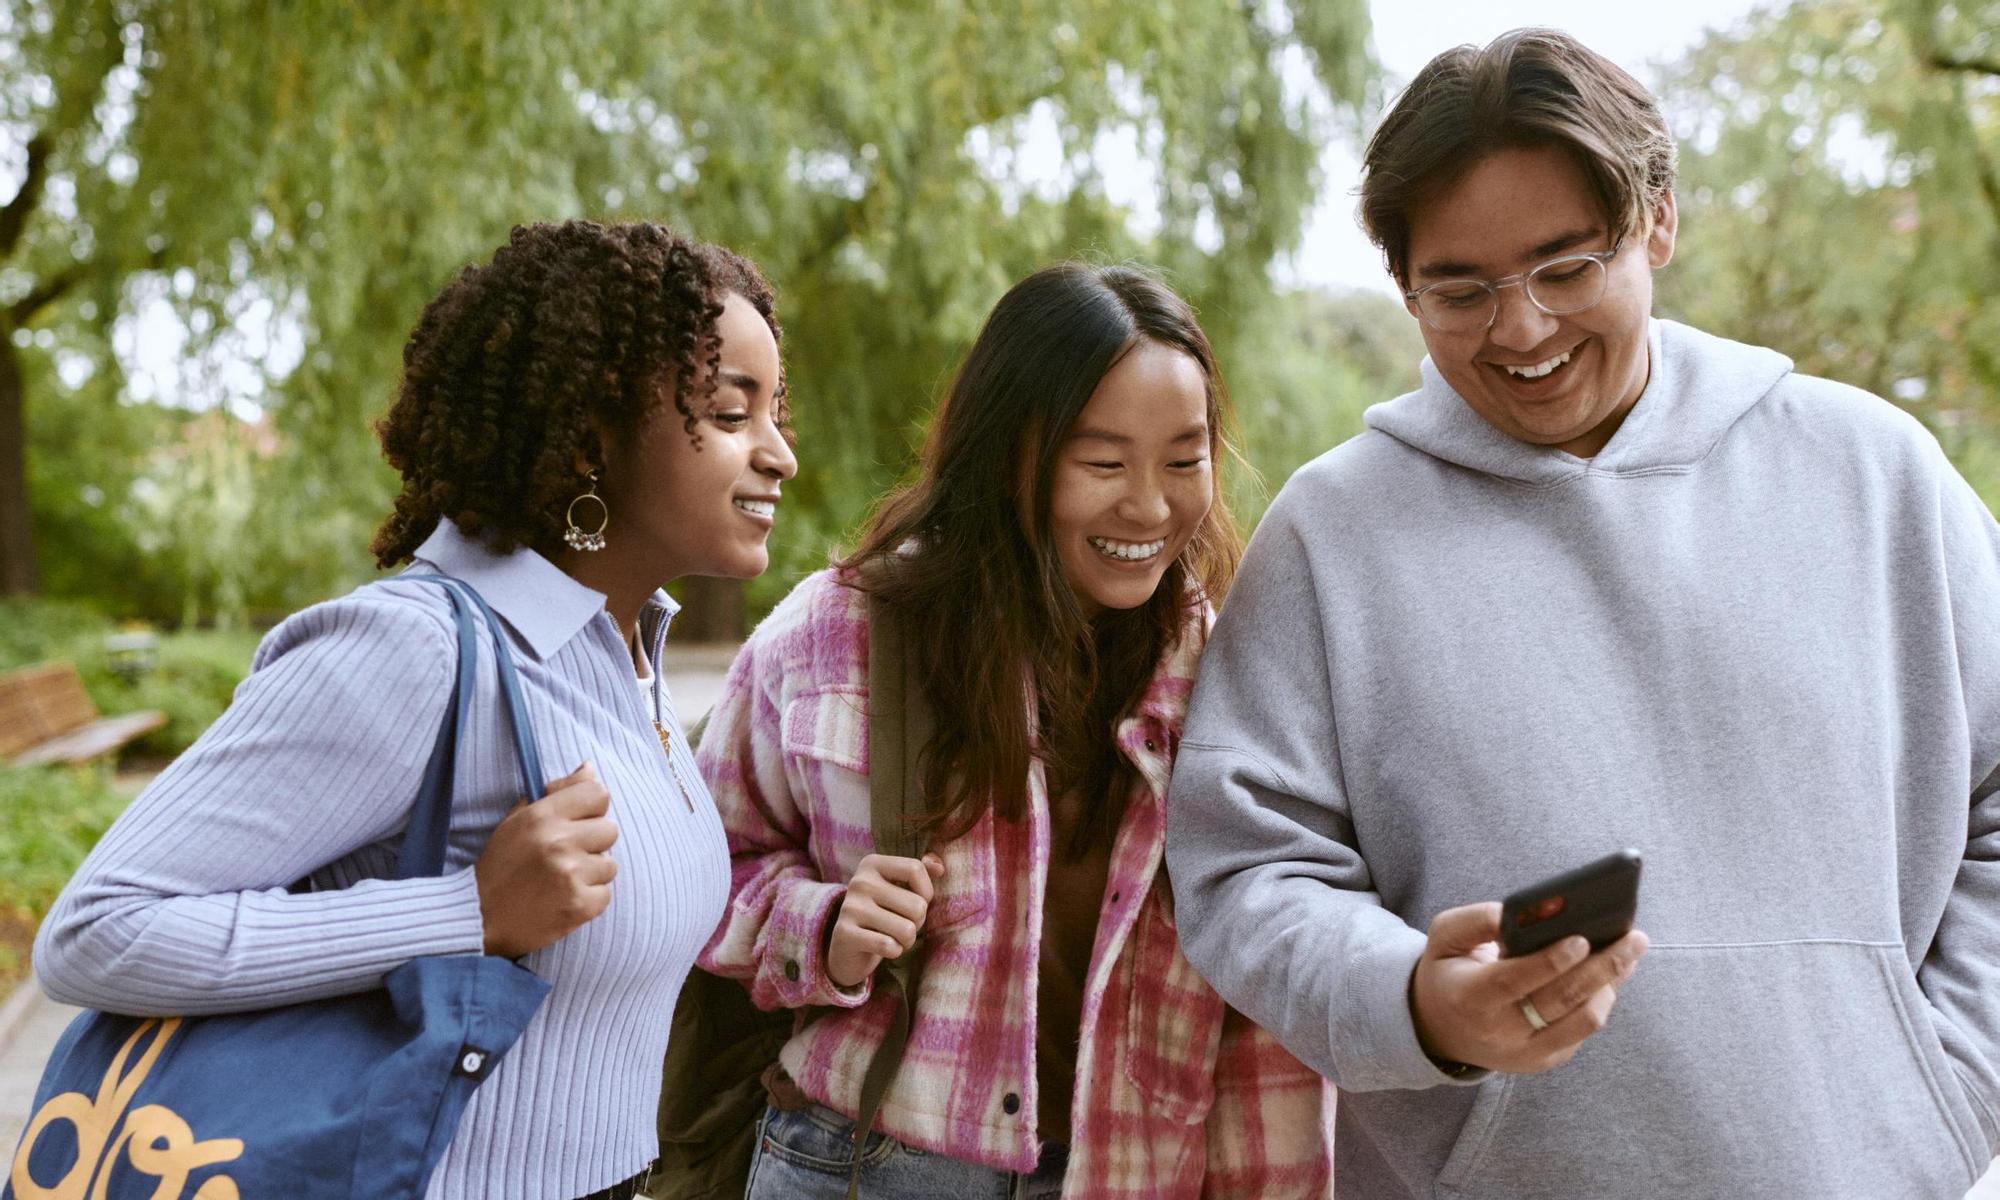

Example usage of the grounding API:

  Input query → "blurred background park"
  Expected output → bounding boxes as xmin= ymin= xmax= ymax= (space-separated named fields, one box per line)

xmin=0 ymin=0 xmax=1995 ymax=992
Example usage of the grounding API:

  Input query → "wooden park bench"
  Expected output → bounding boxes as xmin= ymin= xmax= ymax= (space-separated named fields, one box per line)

xmin=0 ymin=661 xmax=166 ymax=767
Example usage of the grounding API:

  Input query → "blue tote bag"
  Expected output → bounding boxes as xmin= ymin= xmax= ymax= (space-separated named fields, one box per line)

xmin=7 ymin=575 xmax=552 ymax=1200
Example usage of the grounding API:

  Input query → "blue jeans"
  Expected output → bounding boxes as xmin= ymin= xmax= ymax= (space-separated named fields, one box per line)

xmin=744 ymin=1102 xmax=1069 ymax=1200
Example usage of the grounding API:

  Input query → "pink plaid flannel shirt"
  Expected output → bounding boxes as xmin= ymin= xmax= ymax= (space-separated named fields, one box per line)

xmin=696 ymin=570 xmax=1334 ymax=1197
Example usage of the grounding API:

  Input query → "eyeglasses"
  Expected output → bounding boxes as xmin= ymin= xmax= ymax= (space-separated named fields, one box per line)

xmin=1403 ymin=238 xmax=1625 ymax=334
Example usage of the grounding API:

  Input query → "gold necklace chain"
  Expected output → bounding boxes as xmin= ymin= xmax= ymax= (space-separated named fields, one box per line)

xmin=654 ymin=718 xmax=697 ymax=812
xmin=636 ymin=625 xmax=696 ymax=813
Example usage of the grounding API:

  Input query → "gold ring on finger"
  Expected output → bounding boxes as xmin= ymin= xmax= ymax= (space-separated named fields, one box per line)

xmin=1521 ymin=997 xmax=1550 ymax=1032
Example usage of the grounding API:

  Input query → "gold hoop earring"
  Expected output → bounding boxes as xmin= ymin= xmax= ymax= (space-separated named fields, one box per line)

xmin=564 ymin=471 xmax=608 ymax=552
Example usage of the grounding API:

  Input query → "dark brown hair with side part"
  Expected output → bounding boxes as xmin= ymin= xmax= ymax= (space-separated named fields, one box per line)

xmin=1359 ymin=27 xmax=1676 ymax=286
xmin=371 ymin=219 xmax=781 ymax=567
xmin=843 ymin=263 xmax=1241 ymax=855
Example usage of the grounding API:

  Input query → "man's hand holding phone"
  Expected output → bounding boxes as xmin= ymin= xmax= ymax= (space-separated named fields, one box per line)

xmin=1410 ymin=902 xmax=1649 ymax=1074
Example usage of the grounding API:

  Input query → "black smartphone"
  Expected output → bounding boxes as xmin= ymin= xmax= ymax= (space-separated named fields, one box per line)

xmin=1498 ymin=849 xmax=1643 ymax=959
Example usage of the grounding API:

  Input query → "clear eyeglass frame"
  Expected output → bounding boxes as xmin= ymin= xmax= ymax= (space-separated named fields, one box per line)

xmin=1404 ymin=237 xmax=1626 ymax=334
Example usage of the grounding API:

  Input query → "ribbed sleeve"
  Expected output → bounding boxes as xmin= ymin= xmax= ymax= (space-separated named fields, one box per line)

xmin=34 ymin=592 xmax=487 ymax=1013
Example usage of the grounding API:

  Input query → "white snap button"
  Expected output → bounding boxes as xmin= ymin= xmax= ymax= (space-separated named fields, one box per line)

xmin=460 ymin=1050 xmax=486 ymax=1073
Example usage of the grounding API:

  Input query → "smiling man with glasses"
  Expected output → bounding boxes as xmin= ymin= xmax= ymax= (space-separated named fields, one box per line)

xmin=1167 ymin=26 xmax=2000 ymax=1200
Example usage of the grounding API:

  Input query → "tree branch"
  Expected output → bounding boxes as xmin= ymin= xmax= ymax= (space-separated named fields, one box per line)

xmin=1970 ymin=142 xmax=2000 ymax=231
xmin=1912 ymin=10 xmax=2000 ymax=241
xmin=0 ymin=133 xmax=53 ymax=261
xmin=1928 ymin=51 xmax=2000 ymax=77
xmin=7 ymin=265 xmax=83 ymax=327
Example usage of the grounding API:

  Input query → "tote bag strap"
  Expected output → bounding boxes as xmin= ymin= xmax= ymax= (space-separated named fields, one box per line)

xmin=424 ymin=575 xmax=547 ymax=790
xmin=392 ymin=573 xmax=548 ymax=881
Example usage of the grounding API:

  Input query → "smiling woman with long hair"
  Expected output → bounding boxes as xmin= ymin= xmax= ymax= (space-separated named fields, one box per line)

xmin=33 ymin=220 xmax=795 ymax=1200
xmin=695 ymin=262 xmax=1333 ymax=1198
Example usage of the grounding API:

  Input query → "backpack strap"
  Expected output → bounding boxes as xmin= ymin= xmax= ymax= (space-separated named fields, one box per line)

xmin=864 ymin=588 xmax=931 ymax=862
xmin=846 ymin=585 xmax=934 ymax=1197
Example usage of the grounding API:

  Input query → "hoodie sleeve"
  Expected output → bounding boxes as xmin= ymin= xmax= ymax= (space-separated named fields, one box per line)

xmin=1166 ymin=490 xmax=1477 ymax=1093
xmin=1918 ymin=460 xmax=2000 ymax=1151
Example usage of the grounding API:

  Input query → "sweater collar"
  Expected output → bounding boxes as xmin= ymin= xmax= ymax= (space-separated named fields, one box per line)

xmin=410 ymin=518 xmax=675 ymax=661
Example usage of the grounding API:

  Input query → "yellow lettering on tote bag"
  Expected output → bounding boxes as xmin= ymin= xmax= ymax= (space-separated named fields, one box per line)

xmin=9 ymin=1018 xmax=242 ymax=1200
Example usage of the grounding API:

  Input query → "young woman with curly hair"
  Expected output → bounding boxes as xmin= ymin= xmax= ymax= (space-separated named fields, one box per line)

xmin=34 ymin=220 xmax=795 ymax=1200
xmin=696 ymin=263 xmax=1334 ymax=1199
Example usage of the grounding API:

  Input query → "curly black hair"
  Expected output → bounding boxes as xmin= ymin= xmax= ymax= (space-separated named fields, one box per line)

xmin=370 ymin=219 xmax=782 ymax=567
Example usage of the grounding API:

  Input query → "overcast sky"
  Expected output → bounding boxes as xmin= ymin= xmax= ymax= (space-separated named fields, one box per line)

xmin=1289 ymin=0 xmax=1783 ymax=296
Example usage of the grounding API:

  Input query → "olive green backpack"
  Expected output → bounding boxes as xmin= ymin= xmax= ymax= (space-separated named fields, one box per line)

xmin=651 ymin=591 xmax=933 ymax=1200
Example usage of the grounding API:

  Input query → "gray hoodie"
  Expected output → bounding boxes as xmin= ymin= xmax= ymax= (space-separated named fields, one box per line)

xmin=1166 ymin=319 xmax=2000 ymax=1199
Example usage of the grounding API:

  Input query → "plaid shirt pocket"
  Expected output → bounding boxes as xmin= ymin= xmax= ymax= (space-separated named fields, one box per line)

xmin=1121 ymin=888 xmax=1227 ymax=1122
xmin=779 ymin=686 xmax=994 ymax=937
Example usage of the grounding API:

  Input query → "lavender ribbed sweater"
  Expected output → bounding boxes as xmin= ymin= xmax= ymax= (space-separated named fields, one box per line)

xmin=33 ymin=520 xmax=729 ymax=1200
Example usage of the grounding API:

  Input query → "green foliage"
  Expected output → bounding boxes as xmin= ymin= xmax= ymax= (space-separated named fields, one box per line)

xmin=0 ymin=605 xmax=254 ymax=988
xmin=0 ymin=759 xmax=131 ymax=989
xmin=12 ymin=1 xmax=1996 ymax=633
xmin=29 ymin=392 xmax=377 ymax=623
xmin=4 ymin=0 xmax=1377 ymax=625
xmin=0 ymin=595 xmax=258 ymax=756
xmin=0 ymin=760 xmax=129 ymax=986
xmin=603 ymin=0 xmax=1377 ymax=612
xmin=0 ymin=594 xmax=103 ymax=666
xmin=1656 ymin=0 xmax=2000 ymax=505
xmin=0 ymin=763 xmax=128 ymax=919
xmin=1226 ymin=287 xmax=1426 ymax=521
xmin=88 ymin=629 xmax=258 ymax=756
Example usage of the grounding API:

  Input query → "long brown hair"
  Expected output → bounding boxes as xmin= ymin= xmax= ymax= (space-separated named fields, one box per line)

xmin=842 ymin=263 xmax=1241 ymax=853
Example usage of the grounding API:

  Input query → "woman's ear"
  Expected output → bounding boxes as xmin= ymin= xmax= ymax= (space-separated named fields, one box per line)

xmin=573 ymin=420 xmax=611 ymax=480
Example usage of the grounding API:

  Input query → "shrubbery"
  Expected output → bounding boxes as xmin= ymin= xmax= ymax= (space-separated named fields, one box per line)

xmin=0 ymin=763 xmax=132 ymax=986
xmin=0 ymin=597 xmax=258 ymax=758
xmin=0 ymin=598 xmax=257 ymax=989
xmin=0 ymin=764 xmax=129 ymax=915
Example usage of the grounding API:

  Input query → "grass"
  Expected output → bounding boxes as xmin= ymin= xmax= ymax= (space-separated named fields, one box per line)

xmin=0 ymin=763 xmax=136 ymax=991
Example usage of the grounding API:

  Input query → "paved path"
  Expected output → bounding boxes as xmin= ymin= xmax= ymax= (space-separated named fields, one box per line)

xmin=6 ymin=642 xmax=2000 ymax=1196
xmin=0 ymin=990 xmax=76 ymax=1153
xmin=654 ymin=643 xmax=736 ymax=733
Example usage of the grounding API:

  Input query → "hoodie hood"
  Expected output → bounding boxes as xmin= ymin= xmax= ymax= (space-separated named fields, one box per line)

xmin=1362 ymin=318 xmax=1794 ymax=486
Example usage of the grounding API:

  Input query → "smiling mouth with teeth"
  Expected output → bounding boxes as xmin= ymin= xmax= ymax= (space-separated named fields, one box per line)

xmin=733 ymin=498 xmax=776 ymax=519
xmin=1499 ymin=348 xmax=1575 ymax=380
xmin=1088 ymin=536 xmax=1167 ymax=561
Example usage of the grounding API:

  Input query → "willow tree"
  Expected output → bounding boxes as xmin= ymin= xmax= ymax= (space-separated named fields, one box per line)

xmin=1654 ymin=0 xmax=2000 ymax=500
xmin=590 ymin=0 xmax=1376 ymax=626
xmin=1 ymin=0 xmax=1374 ymax=628
xmin=2 ymin=1 xmax=674 ymax=601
